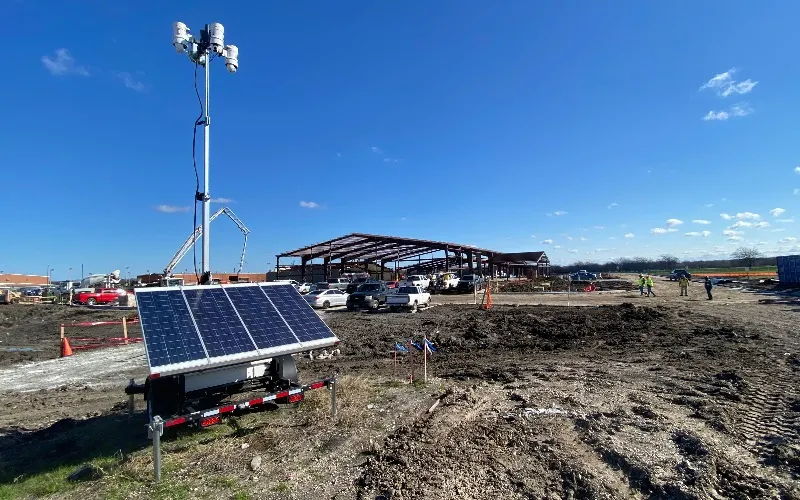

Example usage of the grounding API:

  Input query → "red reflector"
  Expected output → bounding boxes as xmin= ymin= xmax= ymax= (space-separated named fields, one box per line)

xmin=248 ymin=397 xmax=263 ymax=407
xmin=275 ymin=391 xmax=289 ymax=400
xmin=288 ymin=393 xmax=303 ymax=403
xmin=149 ymin=373 xmax=161 ymax=380
xmin=165 ymin=417 xmax=185 ymax=428
xmin=309 ymin=381 xmax=324 ymax=390
xmin=201 ymin=416 xmax=221 ymax=427
xmin=219 ymin=405 xmax=235 ymax=414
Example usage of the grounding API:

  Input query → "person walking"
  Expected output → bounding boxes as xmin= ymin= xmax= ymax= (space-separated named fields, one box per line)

xmin=645 ymin=275 xmax=656 ymax=297
xmin=704 ymin=276 xmax=713 ymax=300
xmin=638 ymin=274 xmax=646 ymax=296
xmin=679 ymin=275 xmax=689 ymax=296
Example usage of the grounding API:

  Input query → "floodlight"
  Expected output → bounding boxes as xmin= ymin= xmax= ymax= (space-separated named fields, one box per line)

xmin=173 ymin=22 xmax=191 ymax=53
xmin=224 ymin=45 xmax=238 ymax=74
xmin=208 ymin=22 xmax=225 ymax=55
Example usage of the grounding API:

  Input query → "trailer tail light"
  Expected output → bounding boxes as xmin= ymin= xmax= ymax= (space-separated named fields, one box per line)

xmin=309 ymin=381 xmax=325 ymax=390
xmin=149 ymin=373 xmax=161 ymax=380
xmin=201 ymin=415 xmax=221 ymax=427
xmin=165 ymin=417 xmax=185 ymax=428
xmin=288 ymin=393 xmax=303 ymax=403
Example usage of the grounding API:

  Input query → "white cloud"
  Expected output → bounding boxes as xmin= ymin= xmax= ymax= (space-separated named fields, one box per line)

xmin=554 ymin=245 xmax=562 ymax=249
xmin=299 ymin=201 xmax=320 ymax=208
xmin=607 ymin=202 xmax=618 ymax=209
xmin=667 ymin=228 xmax=679 ymax=233
xmin=568 ymin=249 xmax=578 ymax=253
xmin=704 ymin=203 xmax=714 ymax=208
xmin=541 ymin=239 xmax=553 ymax=245
xmin=720 ymin=213 xmax=732 ymax=220
xmin=692 ymin=219 xmax=711 ymax=225
xmin=769 ymin=208 xmax=786 ymax=217
xmin=777 ymin=218 xmax=795 ymax=223
xmin=794 ymin=166 xmax=800 ymax=174
xmin=546 ymin=211 xmax=568 ymax=216
xmin=529 ymin=234 xmax=536 ymax=238
xmin=594 ymin=225 xmax=606 ymax=230
xmin=699 ymin=68 xmax=757 ymax=97
xmin=370 ymin=146 xmax=383 ymax=154
xmin=772 ymin=228 xmax=787 ymax=233
xmin=210 ymin=197 xmax=235 ymax=203
xmin=726 ymin=236 xmax=743 ymax=241
xmin=651 ymin=228 xmax=668 ymax=234
xmin=579 ymin=236 xmax=588 ymax=241
xmin=41 ymin=48 xmax=89 ymax=76
xmin=728 ymin=221 xmax=753 ymax=229
xmin=723 ymin=229 xmax=743 ymax=237
xmin=703 ymin=110 xmax=729 ymax=121
xmin=609 ymin=236 xmax=617 ymax=240
xmin=736 ymin=211 xmax=760 ymax=220
xmin=154 ymin=204 xmax=190 ymax=213
xmin=116 ymin=72 xmax=145 ymax=91
xmin=753 ymin=221 xmax=771 ymax=228
xmin=624 ymin=233 xmax=635 ymax=239
xmin=780 ymin=237 xmax=798 ymax=243
xmin=665 ymin=218 xmax=683 ymax=227
xmin=383 ymin=157 xmax=401 ymax=163
xmin=685 ymin=231 xmax=711 ymax=237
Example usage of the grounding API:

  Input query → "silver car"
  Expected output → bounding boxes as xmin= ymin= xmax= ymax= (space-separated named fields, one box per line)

xmin=303 ymin=289 xmax=349 ymax=309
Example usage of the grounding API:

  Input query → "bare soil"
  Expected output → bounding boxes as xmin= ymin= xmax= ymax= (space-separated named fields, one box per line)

xmin=0 ymin=283 xmax=798 ymax=499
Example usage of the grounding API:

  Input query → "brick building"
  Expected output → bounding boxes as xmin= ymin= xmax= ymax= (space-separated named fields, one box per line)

xmin=0 ymin=274 xmax=50 ymax=286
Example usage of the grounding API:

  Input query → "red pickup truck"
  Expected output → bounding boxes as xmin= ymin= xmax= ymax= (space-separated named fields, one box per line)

xmin=74 ymin=288 xmax=127 ymax=306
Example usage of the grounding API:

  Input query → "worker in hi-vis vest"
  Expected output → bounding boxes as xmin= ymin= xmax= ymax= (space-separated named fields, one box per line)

xmin=678 ymin=275 xmax=689 ymax=296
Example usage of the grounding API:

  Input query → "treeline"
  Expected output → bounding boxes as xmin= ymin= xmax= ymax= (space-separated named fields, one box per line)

xmin=551 ymin=254 xmax=777 ymax=274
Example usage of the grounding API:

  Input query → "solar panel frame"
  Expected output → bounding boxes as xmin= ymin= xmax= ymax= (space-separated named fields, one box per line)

xmin=135 ymin=283 xmax=339 ymax=377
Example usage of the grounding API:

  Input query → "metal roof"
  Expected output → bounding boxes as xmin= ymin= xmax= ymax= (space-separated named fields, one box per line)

xmin=277 ymin=233 xmax=498 ymax=263
xmin=489 ymin=252 xmax=549 ymax=265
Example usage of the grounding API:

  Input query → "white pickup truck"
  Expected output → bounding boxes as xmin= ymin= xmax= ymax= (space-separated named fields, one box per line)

xmin=386 ymin=285 xmax=431 ymax=312
xmin=400 ymin=275 xmax=430 ymax=290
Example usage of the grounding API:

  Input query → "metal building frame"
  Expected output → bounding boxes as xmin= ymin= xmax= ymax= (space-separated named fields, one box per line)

xmin=276 ymin=233 xmax=500 ymax=281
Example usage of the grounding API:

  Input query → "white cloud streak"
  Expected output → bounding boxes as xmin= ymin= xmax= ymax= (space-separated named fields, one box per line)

xmin=699 ymin=68 xmax=757 ymax=97
xmin=692 ymin=219 xmax=711 ymax=225
xmin=666 ymin=218 xmax=684 ymax=227
xmin=370 ymin=146 xmax=383 ymax=154
xmin=154 ymin=204 xmax=190 ymax=213
xmin=769 ymin=208 xmax=786 ymax=217
xmin=546 ymin=211 xmax=568 ymax=217
xmin=116 ymin=72 xmax=146 ymax=91
xmin=210 ymin=197 xmax=235 ymax=203
xmin=541 ymin=239 xmax=553 ymax=244
xmin=685 ymin=231 xmax=711 ymax=237
xmin=703 ymin=102 xmax=753 ymax=121
xmin=651 ymin=228 xmax=668 ymax=235
xmin=41 ymin=49 xmax=89 ymax=76
xmin=607 ymin=202 xmax=618 ymax=209
xmin=299 ymin=201 xmax=320 ymax=209
xmin=624 ymin=233 xmax=635 ymax=239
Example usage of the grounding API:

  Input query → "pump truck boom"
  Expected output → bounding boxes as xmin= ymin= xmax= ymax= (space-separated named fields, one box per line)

xmin=163 ymin=207 xmax=250 ymax=278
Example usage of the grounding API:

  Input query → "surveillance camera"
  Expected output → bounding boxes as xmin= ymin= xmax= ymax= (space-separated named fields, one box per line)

xmin=173 ymin=21 xmax=190 ymax=53
xmin=208 ymin=22 xmax=225 ymax=55
xmin=224 ymin=45 xmax=238 ymax=74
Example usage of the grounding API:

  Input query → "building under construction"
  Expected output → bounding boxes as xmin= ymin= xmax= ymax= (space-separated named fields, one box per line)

xmin=275 ymin=233 xmax=550 ymax=282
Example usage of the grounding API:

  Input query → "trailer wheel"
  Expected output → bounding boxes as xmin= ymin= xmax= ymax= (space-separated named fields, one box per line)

xmin=86 ymin=298 xmax=97 ymax=306
xmin=270 ymin=355 xmax=298 ymax=384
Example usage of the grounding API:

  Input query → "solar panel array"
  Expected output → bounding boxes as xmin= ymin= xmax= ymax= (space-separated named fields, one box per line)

xmin=135 ymin=283 xmax=338 ymax=375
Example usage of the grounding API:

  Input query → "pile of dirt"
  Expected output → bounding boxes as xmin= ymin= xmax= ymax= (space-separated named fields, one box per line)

xmin=0 ymin=305 xmax=139 ymax=366
xmin=496 ymin=278 xmax=571 ymax=293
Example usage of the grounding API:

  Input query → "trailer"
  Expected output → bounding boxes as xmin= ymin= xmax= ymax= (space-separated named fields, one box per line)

xmin=127 ymin=281 xmax=340 ymax=480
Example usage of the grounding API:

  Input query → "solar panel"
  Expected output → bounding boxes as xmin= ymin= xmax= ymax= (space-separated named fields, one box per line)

xmin=261 ymin=285 xmax=336 ymax=342
xmin=135 ymin=283 xmax=338 ymax=376
xmin=224 ymin=285 xmax=301 ymax=349
xmin=136 ymin=289 xmax=207 ymax=369
xmin=183 ymin=288 xmax=257 ymax=358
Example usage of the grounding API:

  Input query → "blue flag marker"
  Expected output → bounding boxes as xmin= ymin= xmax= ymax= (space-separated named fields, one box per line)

xmin=410 ymin=340 xmax=424 ymax=351
xmin=394 ymin=342 xmax=409 ymax=352
xmin=424 ymin=338 xmax=438 ymax=352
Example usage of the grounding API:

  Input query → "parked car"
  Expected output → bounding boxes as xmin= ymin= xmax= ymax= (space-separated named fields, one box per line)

xmin=303 ymin=289 xmax=348 ymax=309
xmin=456 ymin=275 xmax=484 ymax=293
xmin=570 ymin=270 xmax=597 ymax=281
xmin=400 ymin=275 xmax=430 ymax=290
xmin=386 ymin=285 xmax=432 ymax=312
xmin=386 ymin=281 xmax=399 ymax=289
xmin=668 ymin=269 xmax=692 ymax=281
xmin=347 ymin=282 xmax=389 ymax=311
xmin=74 ymin=288 xmax=127 ymax=306
xmin=326 ymin=278 xmax=350 ymax=291
xmin=22 ymin=287 xmax=42 ymax=296
xmin=296 ymin=283 xmax=312 ymax=294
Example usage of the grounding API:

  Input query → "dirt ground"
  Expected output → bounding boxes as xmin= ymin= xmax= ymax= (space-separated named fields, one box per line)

xmin=0 ymin=280 xmax=798 ymax=499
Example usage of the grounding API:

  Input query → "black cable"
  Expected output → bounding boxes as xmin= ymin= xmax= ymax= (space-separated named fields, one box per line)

xmin=192 ymin=61 xmax=204 ymax=284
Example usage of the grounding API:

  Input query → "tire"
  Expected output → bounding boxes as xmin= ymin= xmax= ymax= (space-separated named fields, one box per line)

xmin=322 ymin=301 xmax=330 ymax=309
xmin=346 ymin=304 xmax=354 ymax=311
xmin=86 ymin=298 xmax=97 ymax=306
xmin=390 ymin=306 xmax=399 ymax=312
xmin=411 ymin=300 xmax=418 ymax=312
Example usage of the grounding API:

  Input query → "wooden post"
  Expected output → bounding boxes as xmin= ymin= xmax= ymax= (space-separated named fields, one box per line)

xmin=123 ymin=317 xmax=128 ymax=345
xmin=60 ymin=324 xmax=65 ymax=340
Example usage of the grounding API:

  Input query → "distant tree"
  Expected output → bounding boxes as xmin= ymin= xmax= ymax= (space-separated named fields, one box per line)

xmin=659 ymin=254 xmax=679 ymax=270
xmin=732 ymin=247 xmax=763 ymax=271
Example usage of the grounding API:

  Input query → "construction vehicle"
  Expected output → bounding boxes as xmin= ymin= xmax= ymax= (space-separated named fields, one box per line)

xmin=158 ymin=207 xmax=250 ymax=286
xmin=0 ymin=289 xmax=20 ymax=304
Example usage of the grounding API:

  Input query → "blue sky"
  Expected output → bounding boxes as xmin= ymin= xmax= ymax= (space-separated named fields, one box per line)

xmin=2 ymin=1 xmax=799 ymax=279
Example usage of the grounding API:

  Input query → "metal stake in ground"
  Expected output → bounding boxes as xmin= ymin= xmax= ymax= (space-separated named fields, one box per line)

xmin=329 ymin=377 xmax=338 ymax=421
xmin=147 ymin=416 xmax=164 ymax=482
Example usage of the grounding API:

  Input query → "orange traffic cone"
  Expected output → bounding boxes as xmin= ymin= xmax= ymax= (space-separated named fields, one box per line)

xmin=60 ymin=337 xmax=73 ymax=357
xmin=482 ymin=287 xmax=493 ymax=310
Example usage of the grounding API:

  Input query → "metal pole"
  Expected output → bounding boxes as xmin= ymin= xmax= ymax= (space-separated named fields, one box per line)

xmin=148 ymin=416 xmax=164 ymax=482
xmin=330 ymin=377 xmax=337 ymax=420
xmin=201 ymin=50 xmax=212 ymax=278
xmin=128 ymin=378 xmax=135 ymax=415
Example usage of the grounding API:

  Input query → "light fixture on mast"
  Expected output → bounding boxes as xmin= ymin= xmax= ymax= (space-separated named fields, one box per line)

xmin=171 ymin=21 xmax=239 ymax=284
